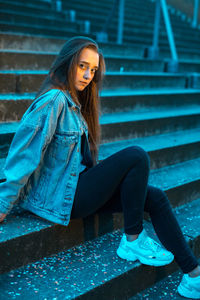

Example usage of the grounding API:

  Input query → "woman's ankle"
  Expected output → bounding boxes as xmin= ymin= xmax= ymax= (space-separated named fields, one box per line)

xmin=125 ymin=233 xmax=139 ymax=242
xmin=188 ymin=265 xmax=200 ymax=278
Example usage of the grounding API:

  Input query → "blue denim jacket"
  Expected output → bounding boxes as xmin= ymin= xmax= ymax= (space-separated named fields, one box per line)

xmin=0 ymin=89 xmax=94 ymax=226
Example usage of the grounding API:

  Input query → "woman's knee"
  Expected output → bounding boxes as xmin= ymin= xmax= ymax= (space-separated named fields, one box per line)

xmin=124 ymin=146 xmax=150 ymax=170
xmin=145 ymin=186 xmax=171 ymax=214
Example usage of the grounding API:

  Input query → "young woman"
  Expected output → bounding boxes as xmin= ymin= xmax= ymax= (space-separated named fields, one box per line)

xmin=0 ymin=36 xmax=199 ymax=298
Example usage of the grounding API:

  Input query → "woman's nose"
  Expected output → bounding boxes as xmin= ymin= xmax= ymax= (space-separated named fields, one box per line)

xmin=83 ymin=68 xmax=91 ymax=80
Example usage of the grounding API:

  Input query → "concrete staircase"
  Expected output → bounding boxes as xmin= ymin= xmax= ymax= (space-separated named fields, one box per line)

xmin=1 ymin=0 xmax=200 ymax=58
xmin=0 ymin=0 xmax=200 ymax=299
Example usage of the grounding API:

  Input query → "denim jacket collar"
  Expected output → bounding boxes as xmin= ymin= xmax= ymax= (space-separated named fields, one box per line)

xmin=62 ymin=90 xmax=81 ymax=110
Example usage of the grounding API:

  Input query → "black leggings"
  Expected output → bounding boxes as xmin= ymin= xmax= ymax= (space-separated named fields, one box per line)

xmin=71 ymin=146 xmax=198 ymax=273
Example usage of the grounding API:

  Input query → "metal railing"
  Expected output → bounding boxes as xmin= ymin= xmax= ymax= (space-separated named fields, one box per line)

xmin=48 ymin=0 xmax=199 ymax=71
xmin=148 ymin=0 xmax=179 ymax=72
xmin=192 ymin=0 xmax=199 ymax=28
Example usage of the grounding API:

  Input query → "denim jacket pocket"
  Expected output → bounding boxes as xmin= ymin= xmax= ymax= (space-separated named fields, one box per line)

xmin=29 ymin=132 xmax=79 ymax=208
xmin=52 ymin=132 xmax=78 ymax=163
xmin=42 ymin=132 xmax=78 ymax=169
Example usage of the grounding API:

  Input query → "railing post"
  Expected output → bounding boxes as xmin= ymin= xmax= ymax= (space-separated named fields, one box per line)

xmin=147 ymin=0 xmax=161 ymax=59
xmin=50 ymin=0 xmax=62 ymax=12
xmin=96 ymin=0 xmax=118 ymax=43
xmin=192 ymin=0 xmax=199 ymax=28
xmin=160 ymin=0 xmax=179 ymax=72
xmin=117 ymin=0 xmax=125 ymax=44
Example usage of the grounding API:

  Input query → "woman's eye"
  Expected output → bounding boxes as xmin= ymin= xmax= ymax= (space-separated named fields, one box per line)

xmin=79 ymin=64 xmax=85 ymax=69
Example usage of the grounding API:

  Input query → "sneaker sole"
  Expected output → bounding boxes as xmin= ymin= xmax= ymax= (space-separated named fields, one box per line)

xmin=117 ymin=247 xmax=174 ymax=267
xmin=178 ymin=284 xmax=200 ymax=299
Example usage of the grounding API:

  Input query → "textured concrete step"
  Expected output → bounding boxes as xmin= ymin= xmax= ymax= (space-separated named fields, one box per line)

xmin=0 ymin=32 xmax=145 ymax=56
xmin=65 ymin=0 xmax=155 ymax=11
xmin=0 ymin=1 xmax=66 ymax=18
xmin=0 ymin=122 xmax=17 ymax=158
xmin=0 ymin=3 xmax=199 ymax=48
xmin=130 ymin=257 xmax=200 ymax=299
xmin=53 ymin=0 xmax=200 ymax=35
xmin=99 ymin=127 xmax=200 ymax=168
xmin=100 ymin=106 xmax=200 ymax=142
xmin=114 ymin=32 xmax=200 ymax=50
xmin=103 ymin=72 xmax=188 ymax=90
xmin=0 ymin=1 xmax=190 ymax=38
xmin=2 ymin=103 xmax=200 ymax=146
xmin=1 ymin=21 xmax=199 ymax=51
xmin=1 ymin=0 xmax=199 ymax=41
xmin=0 ymin=22 xmax=82 ymax=39
xmin=0 ymin=50 xmax=165 ymax=72
xmin=1 ymin=89 xmax=200 ymax=122
xmin=0 ymin=197 xmax=199 ymax=298
xmin=0 ymin=71 xmax=188 ymax=93
xmin=62 ymin=1 xmax=192 ymax=25
xmin=0 ymin=10 xmax=79 ymax=29
xmin=1 ymin=128 xmax=200 ymax=206
xmin=0 ymin=93 xmax=34 ymax=122
xmin=92 ymin=23 xmax=200 ymax=46
xmin=1 ymin=32 xmax=198 ymax=61
xmin=1 ymin=0 xmax=51 ymax=10
xmin=2 ymin=50 xmax=199 ymax=73
xmin=178 ymin=60 xmax=200 ymax=73
xmin=100 ymin=89 xmax=200 ymax=113
xmin=159 ymin=47 xmax=200 ymax=60
xmin=1 ymin=106 xmax=200 ymax=152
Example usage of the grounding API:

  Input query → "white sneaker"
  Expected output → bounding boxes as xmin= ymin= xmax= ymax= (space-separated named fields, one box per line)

xmin=178 ymin=274 xmax=200 ymax=299
xmin=117 ymin=229 xmax=174 ymax=267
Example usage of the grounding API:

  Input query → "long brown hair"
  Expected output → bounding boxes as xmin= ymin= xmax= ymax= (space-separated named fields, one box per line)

xmin=36 ymin=36 xmax=106 ymax=165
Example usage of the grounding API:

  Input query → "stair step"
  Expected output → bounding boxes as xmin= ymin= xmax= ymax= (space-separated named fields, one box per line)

xmin=0 ymin=93 xmax=34 ymax=122
xmin=0 ymin=22 xmax=81 ymax=39
xmin=130 ymin=257 xmax=200 ymax=299
xmin=1 ymin=89 xmax=200 ymax=122
xmin=100 ymin=106 xmax=200 ymax=124
xmin=0 ymin=50 xmax=165 ymax=72
xmin=100 ymin=106 xmax=200 ymax=142
xmin=0 ymin=33 xmax=145 ymax=57
xmin=100 ymin=89 xmax=200 ymax=113
xmin=1 ymin=20 xmax=200 ymax=51
xmin=0 ymin=197 xmax=199 ymax=298
xmin=1 ymin=105 xmax=200 ymax=150
xmin=0 ymin=0 xmax=51 ymax=10
xmin=1 ymin=32 xmax=199 ymax=61
xmin=0 ymin=70 xmax=189 ymax=93
xmin=0 ymin=1 xmax=65 ymax=18
xmin=1 ymin=138 xmax=200 ymax=206
xmin=0 ymin=9 xmax=76 ymax=28
xmin=2 ymin=49 xmax=200 ymax=73
xmin=99 ymin=128 xmax=200 ymax=167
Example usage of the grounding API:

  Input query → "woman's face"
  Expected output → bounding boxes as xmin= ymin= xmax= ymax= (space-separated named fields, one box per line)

xmin=74 ymin=47 xmax=99 ymax=91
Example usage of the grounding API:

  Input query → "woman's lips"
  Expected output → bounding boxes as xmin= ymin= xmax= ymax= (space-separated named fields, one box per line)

xmin=79 ymin=81 xmax=87 ymax=85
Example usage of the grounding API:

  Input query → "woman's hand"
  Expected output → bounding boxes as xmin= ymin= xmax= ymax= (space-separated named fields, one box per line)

xmin=0 ymin=213 xmax=7 ymax=222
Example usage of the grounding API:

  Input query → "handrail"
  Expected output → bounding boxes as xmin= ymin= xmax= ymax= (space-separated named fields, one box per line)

xmin=117 ymin=0 xmax=125 ymax=44
xmin=161 ymin=0 xmax=178 ymax=61
xmin=192 ymin=0 xmax=199 ymax=28
xmin=148 ymin=0 xmax=160 ymax=59
xmin=148 ymin=0 xmax=178 ymax=72
xmin=96 ymin=0 xmax=119 ymax=43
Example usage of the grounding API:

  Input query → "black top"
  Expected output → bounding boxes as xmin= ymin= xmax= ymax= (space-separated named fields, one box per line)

xmin=80 ymin=132 xmax=94 ymax=168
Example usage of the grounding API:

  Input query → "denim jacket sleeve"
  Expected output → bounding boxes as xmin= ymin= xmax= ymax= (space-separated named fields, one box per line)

xmin=0 ymin=90 xmax=65 ymax=214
